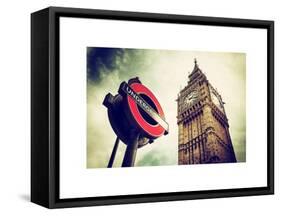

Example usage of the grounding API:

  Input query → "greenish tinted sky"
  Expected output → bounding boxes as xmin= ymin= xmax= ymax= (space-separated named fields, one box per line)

xmin=87 ymin=48 xmax=246 ymax=168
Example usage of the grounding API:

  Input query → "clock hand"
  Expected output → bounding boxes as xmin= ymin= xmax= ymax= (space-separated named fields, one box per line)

xmin=190 ymin=94 xmax=197 ymax=100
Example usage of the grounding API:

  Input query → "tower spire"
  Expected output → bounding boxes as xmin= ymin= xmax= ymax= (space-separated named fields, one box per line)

xmin=191 ymin=57 xmax=199 ymax=73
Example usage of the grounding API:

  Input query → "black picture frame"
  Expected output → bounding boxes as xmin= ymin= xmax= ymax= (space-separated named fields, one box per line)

xmin=31 ymin=6 xmax=274 ymax=208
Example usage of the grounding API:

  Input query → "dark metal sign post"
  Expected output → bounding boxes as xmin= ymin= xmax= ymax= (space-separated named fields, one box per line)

xmin=103 ymin=77 xmax=169 ymax=168
xmin=107 ymin=137 xmax=119 ymax=168
xmin=121 ymin=131 xmax=140 ymax=167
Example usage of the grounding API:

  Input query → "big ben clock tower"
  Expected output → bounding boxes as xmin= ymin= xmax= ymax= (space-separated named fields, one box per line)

xmin=177 ymin=59 xmax=237 ymax=165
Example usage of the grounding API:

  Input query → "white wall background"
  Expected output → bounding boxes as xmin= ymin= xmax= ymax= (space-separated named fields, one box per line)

xmin=0 ymin=0 xmax=279 ymax=214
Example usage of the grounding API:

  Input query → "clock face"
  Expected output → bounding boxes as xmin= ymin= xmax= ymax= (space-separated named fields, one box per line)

xmin=211 ymin=90 xmax=224 ymax=112
xmin=185 ymin=90 xmax=199 ymax=107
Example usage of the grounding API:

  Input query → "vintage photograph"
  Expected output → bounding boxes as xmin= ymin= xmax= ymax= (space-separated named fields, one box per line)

xmin=87 ymin=47 xmax=246 ymax=168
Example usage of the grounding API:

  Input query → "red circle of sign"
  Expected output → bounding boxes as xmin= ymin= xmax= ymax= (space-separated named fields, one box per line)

xmin=127 ymin=83 xmax=165 ymax=138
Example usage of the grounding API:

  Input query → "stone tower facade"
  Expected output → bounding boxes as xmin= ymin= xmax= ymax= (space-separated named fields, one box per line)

xmin=177 ymin=59 xmax=236 ymax=165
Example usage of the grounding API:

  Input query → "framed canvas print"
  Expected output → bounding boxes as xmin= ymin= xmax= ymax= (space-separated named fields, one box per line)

xmin=31 ymin=7 xmax=274 ymax=208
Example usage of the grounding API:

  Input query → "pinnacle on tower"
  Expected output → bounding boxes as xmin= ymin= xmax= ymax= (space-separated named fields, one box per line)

xmin=193 ymin=58 xmax=199 ymax=72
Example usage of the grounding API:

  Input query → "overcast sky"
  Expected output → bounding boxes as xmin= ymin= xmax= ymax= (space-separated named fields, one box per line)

xmin=87 ymin=47 xmax=246 ymax=168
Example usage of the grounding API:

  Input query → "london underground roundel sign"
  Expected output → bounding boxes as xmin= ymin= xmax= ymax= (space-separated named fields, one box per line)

xmin=103 ymin=77 xmax=169 ymax=167
xmin=118 ymin=79 xmax=169 ymax=139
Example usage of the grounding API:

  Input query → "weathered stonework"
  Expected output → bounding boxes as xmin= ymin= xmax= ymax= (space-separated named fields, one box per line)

xmin=177 ymin=59 xmax=236 ymax=164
